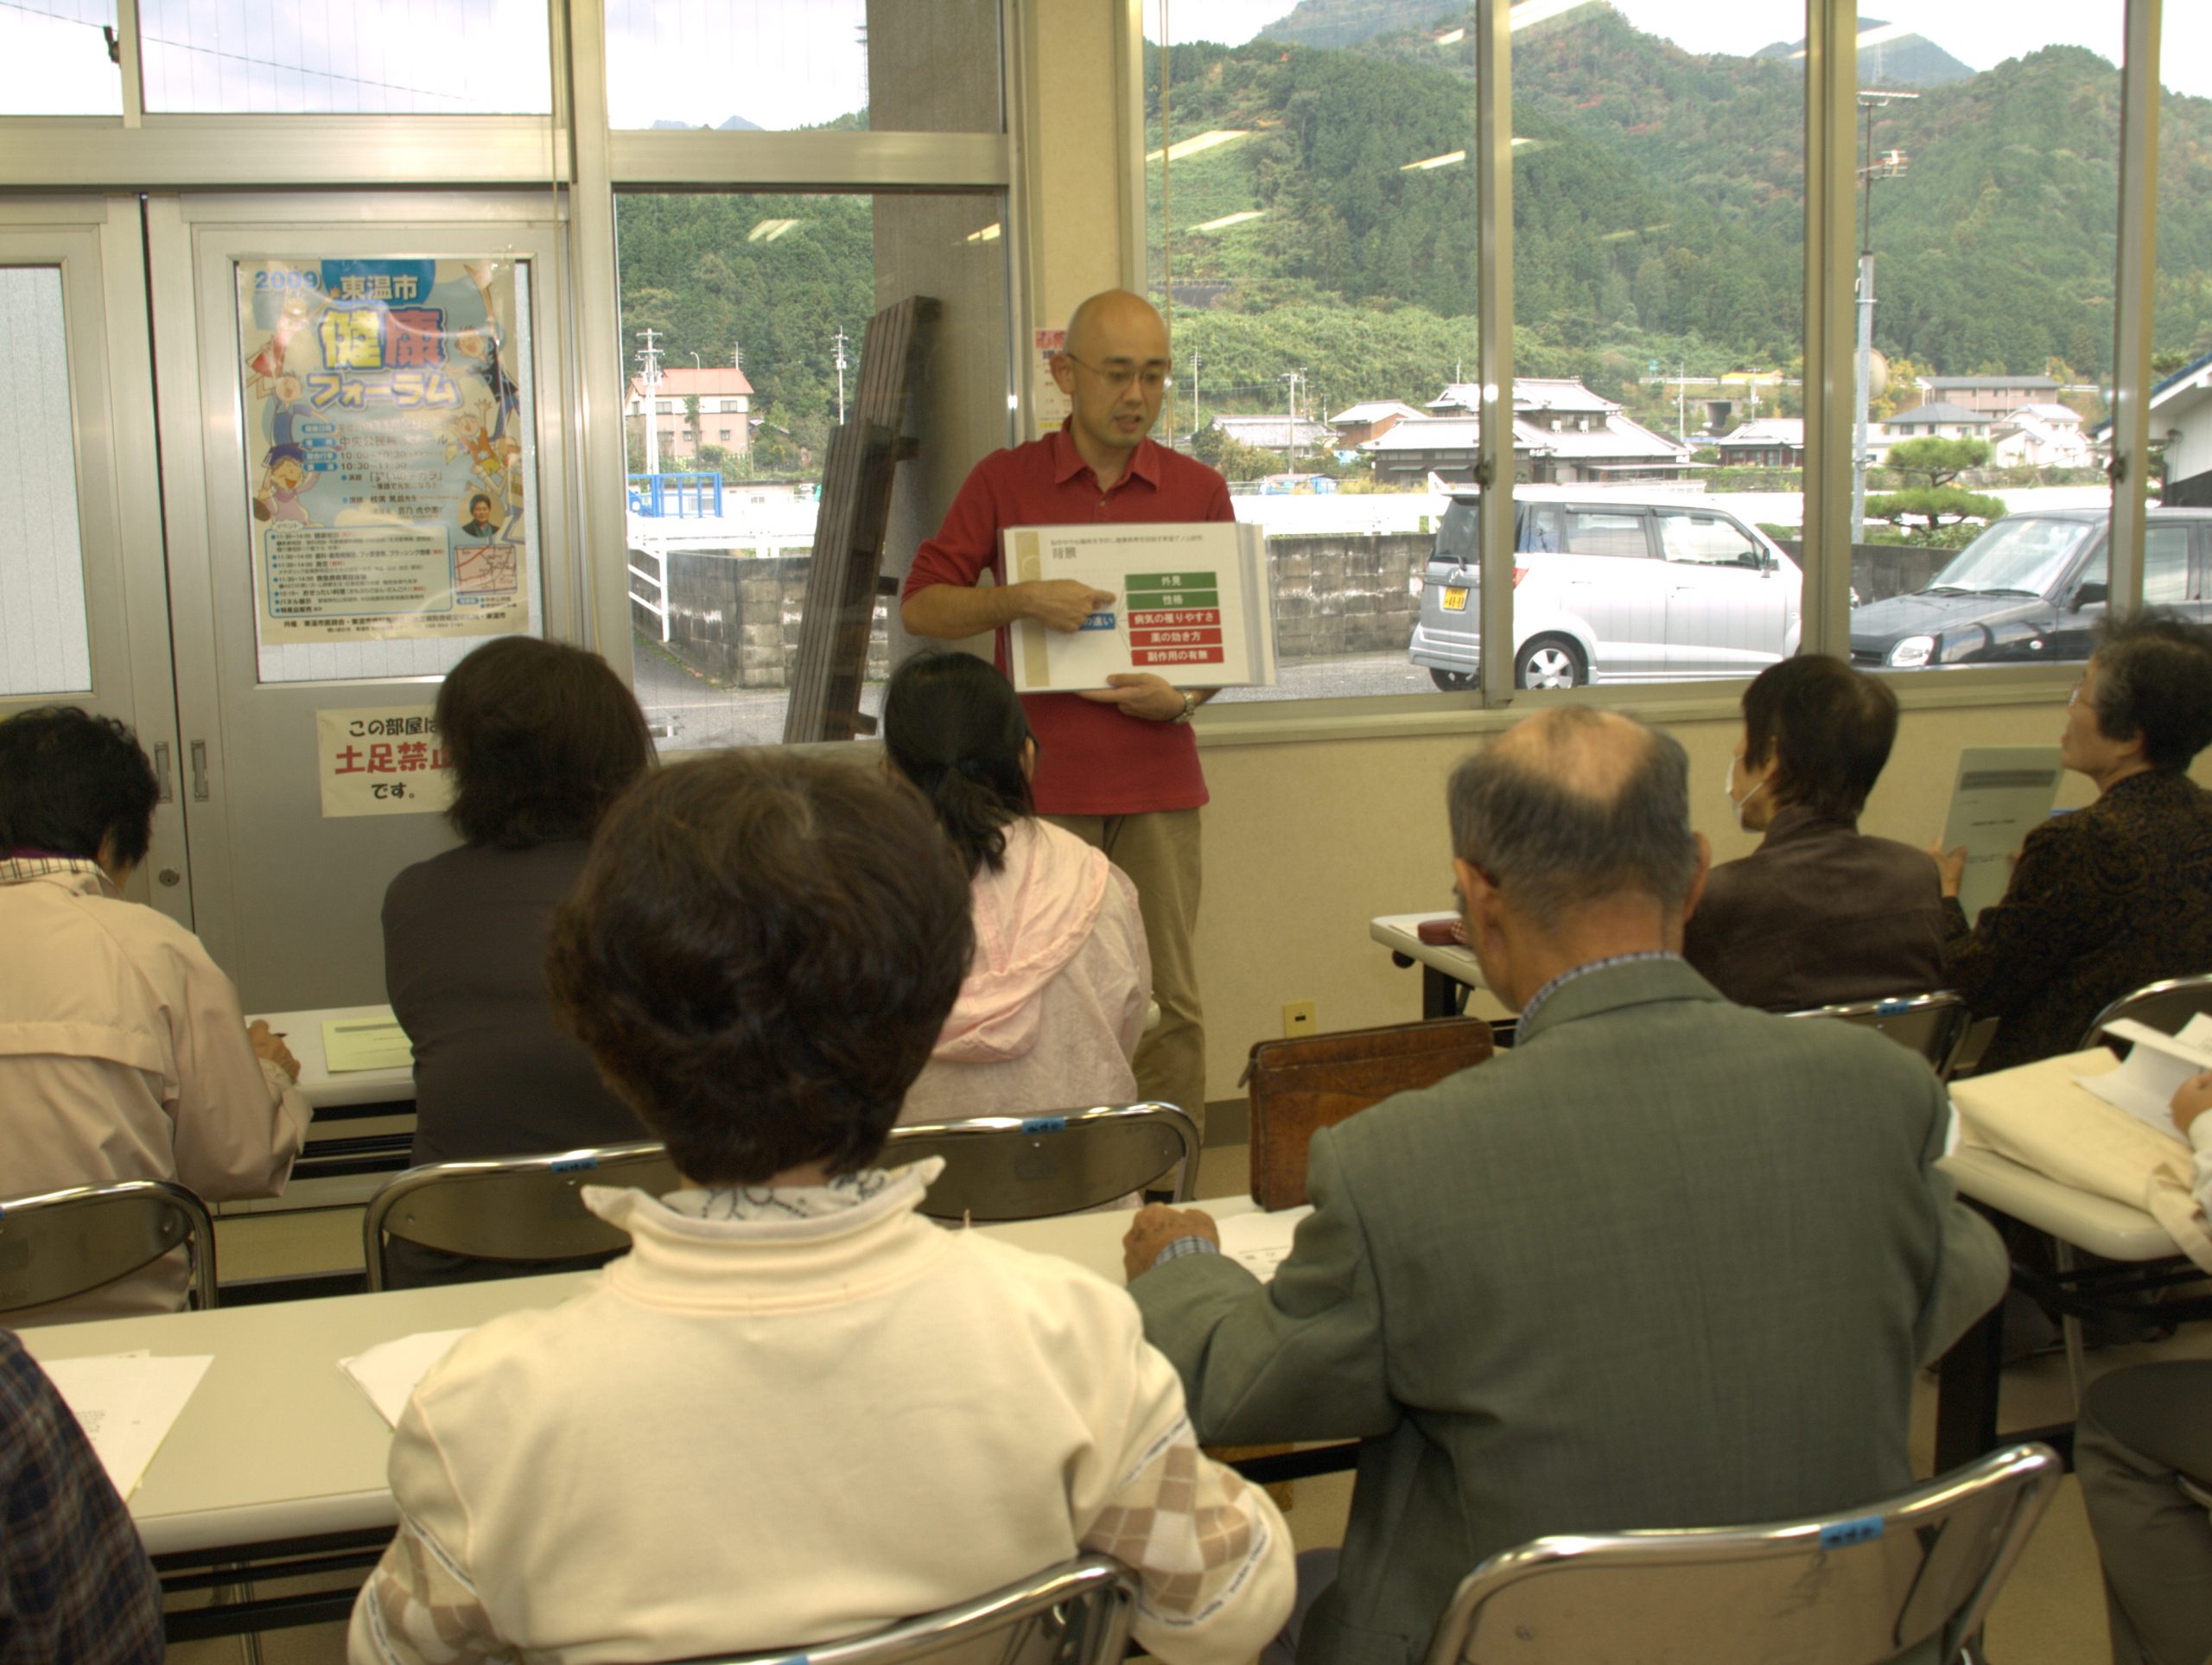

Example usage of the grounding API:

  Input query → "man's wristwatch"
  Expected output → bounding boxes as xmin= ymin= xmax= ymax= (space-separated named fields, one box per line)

xmin=1172 ymin=690 xmax=1200 ymax=724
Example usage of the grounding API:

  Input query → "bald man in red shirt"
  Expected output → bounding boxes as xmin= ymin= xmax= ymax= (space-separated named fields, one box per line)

xmin=902 ymin=289 xmax=1230 ymax=1135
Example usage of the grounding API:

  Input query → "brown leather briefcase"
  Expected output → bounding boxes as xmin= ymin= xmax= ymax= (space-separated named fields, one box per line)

xmin=1242 ymin=1017 xmax=1496 ymax=1210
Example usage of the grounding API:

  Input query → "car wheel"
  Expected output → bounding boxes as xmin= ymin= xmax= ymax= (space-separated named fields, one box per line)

xmin=1428 ymin=667 xmax=1478 ymax=692
xmin=1514 ymin=636 xmax=1586 ymax=690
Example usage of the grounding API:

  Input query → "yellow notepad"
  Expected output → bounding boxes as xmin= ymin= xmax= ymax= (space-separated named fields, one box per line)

xmin=322 ymin=1015 xmax=415 ymax=1074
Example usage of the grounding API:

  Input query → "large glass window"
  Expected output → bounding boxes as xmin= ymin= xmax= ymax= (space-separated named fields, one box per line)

xmin=1843 ymin=3 xmax=2125 ymax=674
xmin=604 ymin=0 xmax=1001 ymax=133
xmin=0 ymin=0 xmax=122 ymax=115
xmin=1144 ymin=0 xmax=1483 ymax=704
xmin=138 ymin=0 xmax=552 ymax=113
xmin=0 ymin=266 xmax=92 ymax=696
xmin=617 ymin=189 xmax=1010 ymax=747
xmin=2146 ymin=5 xmax=2212 ymax=633
xmin=1490 ymin=3 xmax=1803 ymax=693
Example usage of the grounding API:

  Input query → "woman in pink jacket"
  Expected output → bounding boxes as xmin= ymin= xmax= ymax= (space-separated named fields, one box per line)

xmin=883 ymin=653 xmax=1151 ymax=1124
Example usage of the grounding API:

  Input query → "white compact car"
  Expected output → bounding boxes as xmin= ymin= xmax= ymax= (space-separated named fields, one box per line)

xmin=1408 ymin=491 xmax=1804 ymax=689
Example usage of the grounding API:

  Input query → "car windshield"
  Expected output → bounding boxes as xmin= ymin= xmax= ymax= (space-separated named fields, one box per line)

xmin=1926 ymin=518 xmax=2099 ymax=597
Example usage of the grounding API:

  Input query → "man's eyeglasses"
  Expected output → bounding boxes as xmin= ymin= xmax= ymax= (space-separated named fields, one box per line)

xmin=1060 ymin=352 xmax=1169 ymax=394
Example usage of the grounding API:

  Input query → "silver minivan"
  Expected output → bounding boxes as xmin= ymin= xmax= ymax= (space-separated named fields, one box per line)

xmin=1409 ymin=492 xmax=1804 ymax=689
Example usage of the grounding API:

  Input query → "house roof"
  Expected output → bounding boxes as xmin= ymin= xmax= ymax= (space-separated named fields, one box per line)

xmin=1888 ymin=401 xmax=1992 ymax=426
xmin=1360 ymin=412 xmax=1686 ymax=462
xmin=2005 ymin=402 xmax=2082 ymax=423
xmin=1329 ymin=400 xmax=1425 ymax=426
xmin=1717 ymin=418 xmax=1805 ymax=446
xmin=1427 ymin=378 xmax=1620 ymax=415
xmin=628 ymin=366 xmax=755 ymax=398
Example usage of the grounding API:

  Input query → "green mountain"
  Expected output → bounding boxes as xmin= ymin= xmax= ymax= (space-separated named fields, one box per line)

xmin=1147 ymin=8 xmax=2212 ymax=420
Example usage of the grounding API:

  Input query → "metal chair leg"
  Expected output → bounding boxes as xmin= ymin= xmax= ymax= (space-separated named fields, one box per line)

xmin=2054 ymin=1240 xmax=2089 ymax=1414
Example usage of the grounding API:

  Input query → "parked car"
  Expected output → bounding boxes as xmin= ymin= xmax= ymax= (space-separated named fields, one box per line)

xmin=1408 ymin=491 xmax=1803 ymax=690
xmin=1847 ymin=507 xmax=2212 ymax=670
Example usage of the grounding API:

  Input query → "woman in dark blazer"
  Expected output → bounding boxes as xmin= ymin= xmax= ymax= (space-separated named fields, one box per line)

xmin=1685 ymin=654 xmax=1947 ymax=1012
xmin=380 ymin=636 xmax=655 ymax=1285
xmin=1935 ymin=612 xmax=2212 ymax=1073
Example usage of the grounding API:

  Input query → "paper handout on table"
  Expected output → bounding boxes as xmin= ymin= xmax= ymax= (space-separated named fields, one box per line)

xmin=1939 ymin=746 xmax=2064 ymax=925
xmin=1003 ymin=521 xmax=1275 ymax=694
xmin=340 ymin=1328 xmax=474 ymax=1427
xmin=2075 ymin=1015 xmax=2212 ymax=1143
xmin=41 ymin=1351 xmax=214 ymax=1498
xmin=323 ymin=1012 xmax=414 ymax=1074
xmin=1215 ymin=1205 xmax=1314 ymax=1283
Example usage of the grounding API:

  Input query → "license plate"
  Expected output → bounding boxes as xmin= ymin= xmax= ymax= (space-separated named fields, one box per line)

xmin=1441 ymin=586 xmax=1469 ymax=612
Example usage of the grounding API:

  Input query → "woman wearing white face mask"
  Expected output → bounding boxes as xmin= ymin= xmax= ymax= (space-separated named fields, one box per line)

xmin=1683 ymin=655 xmax=1947 ymax=1011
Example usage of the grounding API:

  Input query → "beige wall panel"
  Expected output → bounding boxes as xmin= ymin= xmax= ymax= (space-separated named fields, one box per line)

xmin=1186 ymin=696 xmax=2182 ymax=1100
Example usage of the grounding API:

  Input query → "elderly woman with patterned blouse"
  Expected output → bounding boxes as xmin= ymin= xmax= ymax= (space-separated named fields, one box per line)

xmin=347 ymin=750 xmax=1292 ymax=1665
xmin=1933 ymin=611 xmax=2212 ymax=1072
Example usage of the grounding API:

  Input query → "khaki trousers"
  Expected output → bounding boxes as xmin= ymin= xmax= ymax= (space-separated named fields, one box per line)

xmin=1046 ymin=809 xmax=1205 ymax=1141
xmin=2076 ymin=1359 xmax=2212 ymax=1665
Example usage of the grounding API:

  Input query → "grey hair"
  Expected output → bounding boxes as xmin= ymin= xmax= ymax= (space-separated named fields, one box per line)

xmin=1446 ymin=709 xmax=1700 ymax=918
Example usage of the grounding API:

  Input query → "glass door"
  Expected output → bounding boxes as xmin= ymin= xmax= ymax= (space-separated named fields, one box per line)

xmin=146 ymin=194 xmax=578 ymax=1008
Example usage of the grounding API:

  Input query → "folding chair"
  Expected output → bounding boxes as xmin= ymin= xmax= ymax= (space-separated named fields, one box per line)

xmin=884 ymin=1103 xmax=1198 ymax=1223
xmin=1422 ymin=1443 xmax=2062 ymax=1665
xmin=666 ymin=1554 xmax=1138 ymax=1665
xmin=0 ymin=1179 xmax=217 ymax=1319
xmin=361 ymin=1141 xmax=682 ymax=1291
xmin=1784 ymin=989 xmax=1971 ymax=1077
xmin=2082 ymin=972 xmax=2212 ymax=1052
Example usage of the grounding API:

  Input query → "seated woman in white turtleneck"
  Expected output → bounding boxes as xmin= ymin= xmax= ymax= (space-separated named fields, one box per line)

xmin=881 ymin=651 xmax=1151 ymax=1124
xmin=346 ymin=750 xmax=1289 ymax=1665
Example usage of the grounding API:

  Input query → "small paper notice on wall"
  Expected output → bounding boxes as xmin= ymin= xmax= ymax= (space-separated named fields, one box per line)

xmin=1032 ymin=327 xmax=1072 ymax=432
xmin=315 ymin=704 xmax=455 ymax=818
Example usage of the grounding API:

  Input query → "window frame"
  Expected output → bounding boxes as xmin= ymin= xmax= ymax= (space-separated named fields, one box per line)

xmin=1127 ymin=0 xmax=2172 ymax=749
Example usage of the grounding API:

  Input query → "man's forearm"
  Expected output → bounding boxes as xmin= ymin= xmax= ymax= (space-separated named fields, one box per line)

xmin=902 ymin=582 xmax=1021 ymax=640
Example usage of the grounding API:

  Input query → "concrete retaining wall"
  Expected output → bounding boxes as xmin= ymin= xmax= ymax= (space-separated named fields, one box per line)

xmin=634 ymin=549 xmax=891 ymax=690
xmin=639 ymin=533 xmax=1434 ymax=688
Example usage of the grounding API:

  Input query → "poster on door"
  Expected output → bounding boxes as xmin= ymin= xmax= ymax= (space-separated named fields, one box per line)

xmin=238 ymin=257 xmax=531 ymax=646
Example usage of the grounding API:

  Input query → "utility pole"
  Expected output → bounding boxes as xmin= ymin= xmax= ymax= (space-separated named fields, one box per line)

xmin=1678 ymin=358 xmax=1687 ymax=443
xmin=833 ymin=327 xmax=849 ymax=424
xmin=635 ymin=327 xmax=664 ymax=477
xmin=1853 ymin=90 xmax=1916 ymax=543
xmin=1189 ymin=352 xmax=1201 ymax=449
xmin=1281 ymin=370 xmax=1305 ymax=470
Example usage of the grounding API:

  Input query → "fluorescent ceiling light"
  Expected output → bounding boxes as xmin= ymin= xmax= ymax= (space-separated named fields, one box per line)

xmin=747 ymin=219 xmax=801 ymax=243
xmin=1145 ymin=129 xmax=1250 ymax=163
xmin=1192 ymin=210 xmax=1265 ymax=232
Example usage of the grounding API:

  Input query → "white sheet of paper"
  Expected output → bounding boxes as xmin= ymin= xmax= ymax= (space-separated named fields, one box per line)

xmin=340 ymin=1328 xmax=474 ymax=1427
xmin=41 ymin=1351 xmax=214 ymax=1498
xmin=1004 ymin=521 xmax=1276 ymax=693
xmin=1939 ymin=747 xmax=2064 ymax=924
xmin=1215 ymin=1205 xmax=1313 ymax=1283
xmin=2074 ymin=1017 xmax=2212 ymax=1142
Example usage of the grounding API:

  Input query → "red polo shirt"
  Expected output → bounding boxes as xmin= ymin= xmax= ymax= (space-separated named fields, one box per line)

xmin=905 ymin=423 xmax=1234 ymax=817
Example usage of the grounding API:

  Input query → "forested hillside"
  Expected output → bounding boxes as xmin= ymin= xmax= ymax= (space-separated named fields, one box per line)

xmin=617 ymin=6 xmax=2212 ymax=465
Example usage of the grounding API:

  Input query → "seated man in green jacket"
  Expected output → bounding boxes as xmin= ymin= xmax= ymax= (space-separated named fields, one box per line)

xmin=1123 ymin=706 xmax=2009 ymax=1665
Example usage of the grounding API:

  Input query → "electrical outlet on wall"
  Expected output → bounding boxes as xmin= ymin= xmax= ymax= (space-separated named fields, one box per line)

xmin=1283 ymin=1000 xmax=1318 ymax=1039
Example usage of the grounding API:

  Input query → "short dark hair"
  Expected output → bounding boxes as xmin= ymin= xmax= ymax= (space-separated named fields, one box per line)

xmin=1447 ymin=709 xmax=1699 ymax=918
xmin=880 ymin=651 xmax=1034 ymax=876
xmin=0 ymin=706 xmax=158 ymax=867
xmin=2090 ymin=611 xmax=2212 ymax=772
xmin=437 ymin=637 xmax=654 ymax=848
xmin=1739 ymin=654 xmax=1899 ymax=820
xmin=546 ymin=752 xmax=974 ymax=1185
xmin=468 ymin=494 xmax=493 ymax=515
